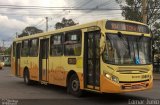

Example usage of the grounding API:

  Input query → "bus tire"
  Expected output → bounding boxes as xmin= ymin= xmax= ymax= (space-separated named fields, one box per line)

xmin=68 ymin=74 xmax=82 ymax=97
xmin=23 ymin=70 xmax=32 ymax=85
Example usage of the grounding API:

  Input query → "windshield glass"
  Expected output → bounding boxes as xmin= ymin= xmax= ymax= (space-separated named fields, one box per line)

xmin=102 ymin=33 xmax=151 ymax=65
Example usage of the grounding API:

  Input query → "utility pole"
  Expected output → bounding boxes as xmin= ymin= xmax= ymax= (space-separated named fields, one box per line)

xmin=2 ymin=40 xmax=5 ymax=53
xmin=142 ymin=0 xmax=147 ymax=24
xmin=16 ymin=32 xmax=18 ymax=38
xmin=45 ymin=17 xmax=48 ymax=32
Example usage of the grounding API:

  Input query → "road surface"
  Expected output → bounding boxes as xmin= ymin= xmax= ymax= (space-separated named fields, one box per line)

xmin=0 ymin=67 xmax=159 ymax=105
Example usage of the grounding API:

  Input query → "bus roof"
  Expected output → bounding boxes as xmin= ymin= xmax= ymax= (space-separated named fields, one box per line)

xmin=13 ymin=19 xmax=148 ymax=42
xmin=13 ymin=19 xmax=103 ymax=42
xmin=107 ymin=19 xmax=148 ymax=26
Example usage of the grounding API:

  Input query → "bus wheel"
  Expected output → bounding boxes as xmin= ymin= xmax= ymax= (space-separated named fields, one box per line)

xmin=24 ymin=70 xmax=32 ymax=85
xmin=68 ymin=74 xmax=82 ymax=97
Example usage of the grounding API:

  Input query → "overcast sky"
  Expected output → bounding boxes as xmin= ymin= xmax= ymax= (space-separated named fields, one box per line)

xmin=0 ymin=0 xmax=123 ymax=47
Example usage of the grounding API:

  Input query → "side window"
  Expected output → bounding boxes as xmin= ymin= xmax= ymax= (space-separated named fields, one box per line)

xmin=64 ymin=30 xmax=81 ymax=56
xmin=30 ymin=39 xmax=39 ymax=57
xmin=102 ymin=37 xmax=110 ymax=63
xmin=50 ymin=34 xmax=63 ymax=56
xmin=21 ymin=40 xmax=29 ymax=57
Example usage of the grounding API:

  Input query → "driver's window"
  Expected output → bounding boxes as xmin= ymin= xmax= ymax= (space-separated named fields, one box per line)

xmin=102 ymin=36 xmax=114 ymax=63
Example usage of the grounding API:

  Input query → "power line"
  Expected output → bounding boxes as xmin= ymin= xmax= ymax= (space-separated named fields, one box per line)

xmin=73 ymin=0 xmax=114 ymax=20
xmin=52 ymin=0 xmax=94 ymax=20
xmin=0 ymin=5 xmax=75 ymax=9
xmin=0 ymin=4 xmax=123 ymax=10
xmin=0 ymin=1 xmax=124 ymax=41
xmin=63 ymin=0 xmax=93 ymax=15
xmin=0 ymin=4 xmax=158 ymax=10
xmin=77 ymin=0 xmax=93 ymax=8
xmin=0 ymin=8 xmax=122 ymax=15
xmin=32 ymin=19 xmax=45 ymax=27
xmin=0 ymin=12 xmax=121 ymax=16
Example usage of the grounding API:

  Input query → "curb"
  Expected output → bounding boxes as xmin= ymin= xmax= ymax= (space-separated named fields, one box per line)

xmin=153 ymin=78 xmax=160 ymax=80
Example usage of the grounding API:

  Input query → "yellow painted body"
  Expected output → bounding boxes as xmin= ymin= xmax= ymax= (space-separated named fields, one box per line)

xmin=11 ymin=19 xmax=153 ymax=93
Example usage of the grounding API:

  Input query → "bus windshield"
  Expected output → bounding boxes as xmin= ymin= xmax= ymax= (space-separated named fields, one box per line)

xmin=102 ymin=33 xmax=151 ymax=65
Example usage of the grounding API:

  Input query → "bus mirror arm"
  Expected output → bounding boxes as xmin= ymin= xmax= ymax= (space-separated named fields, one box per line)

xmin=100 ymin=33 xmax=106 ymax=55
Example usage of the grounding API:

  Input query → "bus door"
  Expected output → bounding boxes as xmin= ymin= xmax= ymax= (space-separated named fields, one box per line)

xmin=15 ymin=43 xmax=21 ymax=76
xmin=39 ymin=38 xmax=49 ymax=82
xmin=84 ymin=30 xmax=100 ymax=90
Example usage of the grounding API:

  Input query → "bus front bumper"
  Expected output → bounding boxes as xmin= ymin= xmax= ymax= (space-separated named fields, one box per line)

xmin=100 ymin=75 xmax=153 ymax=93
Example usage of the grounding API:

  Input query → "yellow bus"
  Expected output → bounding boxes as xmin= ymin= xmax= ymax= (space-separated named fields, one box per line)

xmin=11 ymin=19 xmax=153 ymax=96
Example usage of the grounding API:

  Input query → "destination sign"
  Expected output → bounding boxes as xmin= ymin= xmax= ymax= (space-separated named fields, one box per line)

xmin=106 ymin=21 xmax=149 ymax=33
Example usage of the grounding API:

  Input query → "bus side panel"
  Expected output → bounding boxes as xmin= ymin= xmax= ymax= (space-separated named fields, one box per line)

xmin=11 ymin=44 xmax=16 ymax=76
xmin=11 ymin=57 xmax=16 ymax=76
xmin=20 ymin=57 xmax=28 ymax=78
xmin=61 ymin=56 xmax=84 ymax=89
xmin=48 ymin=56 xmax=84 ymax=89
xmin=28 ymin=57 xmax=39 ymax=81
xmin=76 ymin=57 xmax=84 ymax=89
xmin=48 ymin=56 xmax=66 ymax=86
xmin=19 ymin=57 xmax=39 ymax=81
xmin=20 ymin=57 xmax=39 ymax=81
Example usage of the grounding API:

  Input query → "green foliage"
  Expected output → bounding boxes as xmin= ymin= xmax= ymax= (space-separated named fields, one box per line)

xmin=18 ymin=26 xmax=43 ymax=37
xmin=115 ymin=0 xmax=160 ymax=38
xmin=152 ymin=22 xmax=160 ymax=35
xmin=116 ymin=0 xmax=142 ymax=22
xmin=116 ymin=0 xmax=160 ymax=26
xmin=55 ymin=18 xmax=78 ymax=29
xmin=3 ymin=47 xmax=11 ymax=55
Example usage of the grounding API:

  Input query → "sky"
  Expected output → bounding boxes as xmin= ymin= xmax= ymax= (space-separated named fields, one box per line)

xmin=0 ymin=0 xmax=123 ymax=47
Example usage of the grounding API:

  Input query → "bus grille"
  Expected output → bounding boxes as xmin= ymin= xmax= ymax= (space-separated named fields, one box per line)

xmin=117 ymin=67 xmax=149 ymax=74
xmin=121 ymin=81 xmax=149 ymax=90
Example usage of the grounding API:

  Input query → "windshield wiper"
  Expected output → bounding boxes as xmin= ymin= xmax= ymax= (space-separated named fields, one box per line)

xmin=117 ymin=32 xmax=128 ymax=49
xmin=117 ymin=32 xmax=123 ymax=37
xmin=139 ymin=34 xmax=144 ymax=41
xmin=117 ymin=32 xmax=132 ymax=61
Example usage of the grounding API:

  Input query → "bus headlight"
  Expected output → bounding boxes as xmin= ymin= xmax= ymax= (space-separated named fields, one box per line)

xmin=105 ymin=73 xmax=112 ymax=80
xmin=112 ymin=75 xmax=119 ymax=83
xmin=103 ymin=71 xmax=119 ymax=83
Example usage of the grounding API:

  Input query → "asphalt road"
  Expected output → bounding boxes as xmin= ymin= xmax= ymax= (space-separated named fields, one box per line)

xmin=0 ymin=67 xmax=159 ymax=105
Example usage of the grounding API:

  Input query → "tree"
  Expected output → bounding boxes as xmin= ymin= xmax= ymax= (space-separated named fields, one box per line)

xmin=4 ymin=47 xmax=11 ymax=55
xmin=116 ymin=0 xmax=142 ymax=22
xmin=152 ymin=22 xmax=160 ymax=35
xmin=55 ymin=17 xmax=78 ymax=29
xmin=18 ymin=26 xmax=43 ymax=37
xmin=153 ymin=23 xmax=160 ymax=55
xmin=116 ymin=0 xmax=160 ymax=27
xmin=116 ymin=0 xmax=160 ymax=63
